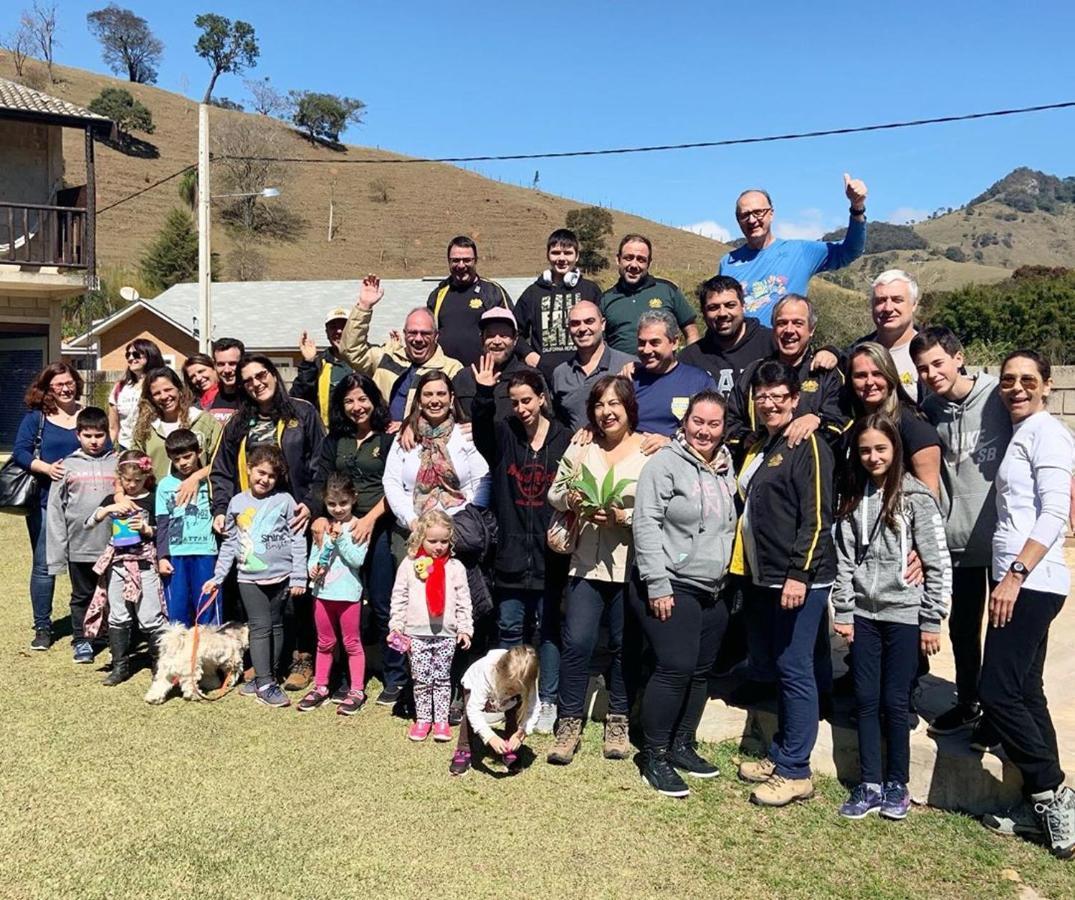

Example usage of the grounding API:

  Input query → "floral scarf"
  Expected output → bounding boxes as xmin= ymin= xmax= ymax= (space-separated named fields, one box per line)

xmin=413 ymin=416 xmax=465 ymax=515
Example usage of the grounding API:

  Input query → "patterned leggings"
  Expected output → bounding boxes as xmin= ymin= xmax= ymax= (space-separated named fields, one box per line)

xmin=409 ymin=635 xmax=456 ymax=724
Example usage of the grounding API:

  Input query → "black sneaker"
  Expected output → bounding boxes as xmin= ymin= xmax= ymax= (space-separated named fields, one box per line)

xmin=928 ymin=703 xmax=982 ymax=736
xmin=296 ymin=687 xmax=330 ymax=712
xmin=30 ymin=629 xmax=51 ymax=651
xmin=376 ymin=684 xmax=403 ymax=707
xmin=330 ymin=679 xmax=351 ymax=704
xmin=970 ymin=717 xmax=1002 ymax=753
xmin=448 ymin=696 xmax=464 ymax=726
xmin=640 ymin=750 xmax=690 ymax=798
xmin=337 ymin=690 xmax=367 ymax=716
xmin=667 ymin=739 xmax=720 ymax=779
xmin=449 ymin=750 xmax=472 ymax=777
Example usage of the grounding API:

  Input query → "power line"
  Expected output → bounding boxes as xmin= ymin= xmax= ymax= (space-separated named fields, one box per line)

xmin=219 ymin=100 xmax=1075 ymax=165
xmin=97 ymin=163 xmax=195 ymax=215
xmin=93 ymin=100 xmax=1075 ymax=214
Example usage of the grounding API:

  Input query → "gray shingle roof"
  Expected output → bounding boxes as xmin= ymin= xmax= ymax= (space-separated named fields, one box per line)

xmin=0 ymin=76 xmax=112 ymax=128
xmin=146 ymin=277 xmax=538 ymax=348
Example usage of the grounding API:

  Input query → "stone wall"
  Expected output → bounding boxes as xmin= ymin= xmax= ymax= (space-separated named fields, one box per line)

xmin=971 ymin=365 xmax=1075 ymax=430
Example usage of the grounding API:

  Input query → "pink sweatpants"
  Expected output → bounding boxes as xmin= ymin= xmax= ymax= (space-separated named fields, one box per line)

xmin=313 ymin=598 xmax=366 ymax=690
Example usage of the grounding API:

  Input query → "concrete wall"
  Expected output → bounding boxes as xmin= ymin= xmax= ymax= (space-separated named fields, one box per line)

xmin=0 ymin=292 xmax=62 ymax=360
xmin=0 ymin=120 xmax=63 ymax=205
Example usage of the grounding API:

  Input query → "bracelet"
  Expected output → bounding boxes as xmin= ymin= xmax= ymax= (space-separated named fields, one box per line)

xmin=850 ymin=206 xmax=866 ymax=216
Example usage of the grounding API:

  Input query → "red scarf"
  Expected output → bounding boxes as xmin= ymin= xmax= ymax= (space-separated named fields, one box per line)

xmin=415 ymin=549 xmax=448 ymax=617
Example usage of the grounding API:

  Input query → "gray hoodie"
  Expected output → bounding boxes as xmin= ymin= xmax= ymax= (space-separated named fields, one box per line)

xmin=833 ymin=474 xmax=952 ymax=633
xmin=45 ymin=448 xmax=117 ymax=574
xmin=632 ymin=437 xmax=737 ymax=598
xmin=922 ymin=372 xmax=1012 ymax=567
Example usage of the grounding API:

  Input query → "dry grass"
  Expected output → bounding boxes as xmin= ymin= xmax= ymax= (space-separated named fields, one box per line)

xmin=1 ymin=514 xmax=1073 ymax=899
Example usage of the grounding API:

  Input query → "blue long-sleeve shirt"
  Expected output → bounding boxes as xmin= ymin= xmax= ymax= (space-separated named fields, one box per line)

xmin=718 ymin=216 xmax=867 ymax=326
xmin=12 ymin=410 xmax=82 ymax=508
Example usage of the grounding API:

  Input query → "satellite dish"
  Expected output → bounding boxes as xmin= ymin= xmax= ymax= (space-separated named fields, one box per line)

xmin=119 ymin=286 xmax=141 ymax=302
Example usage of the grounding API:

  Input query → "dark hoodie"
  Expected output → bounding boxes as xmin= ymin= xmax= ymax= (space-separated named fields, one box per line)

xmin=679 ymin=318 xmax=773 ymax=396
xmin=512 ymin=272 xmax=602 ymax=381
xmin=471 ymin=383 xmax=572 ymax=591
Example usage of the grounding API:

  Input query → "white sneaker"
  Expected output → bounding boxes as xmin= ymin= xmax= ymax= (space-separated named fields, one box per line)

xmin=1034 ymin=786 xmax=1075 ymax=860
xmin=535 ymin=702 xmax=557 ymax=734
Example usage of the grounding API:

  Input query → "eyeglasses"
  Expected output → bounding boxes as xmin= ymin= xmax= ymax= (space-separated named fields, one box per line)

xmin=755 ymin=390 xmax=792 ymax=404
xmin=999 ymin=374 xmax=1041 ymax=391
xmin=125 ymin=351 xmax=145 ymax=360
xmin=241 ymin=370 xmax=272 ymax=388
xmin=50 ymin=381 xmax=77 ymax=392
xmin=737 ymin=207 xmax=772 ymax=222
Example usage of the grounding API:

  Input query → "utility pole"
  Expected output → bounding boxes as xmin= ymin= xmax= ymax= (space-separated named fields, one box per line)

xmin=197 ymin=103 xmax=212 ymax=353
xmin=327 ymin=178 xmax=335 ymax=242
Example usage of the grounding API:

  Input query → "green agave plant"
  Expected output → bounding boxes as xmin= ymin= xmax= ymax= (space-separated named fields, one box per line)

xmin=564 ymin=464 xmax=634 ymax=514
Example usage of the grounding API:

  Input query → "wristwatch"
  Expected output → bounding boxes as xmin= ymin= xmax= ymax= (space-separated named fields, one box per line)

xmin=1009 ymin=561 xmax=1029 ymax=579
xmin=850 ymin=206 xmax=866 ymax=217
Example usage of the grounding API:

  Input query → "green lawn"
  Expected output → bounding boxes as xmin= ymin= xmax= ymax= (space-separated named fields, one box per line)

xmin=0 ymin=516 xmax=1071 ymax=899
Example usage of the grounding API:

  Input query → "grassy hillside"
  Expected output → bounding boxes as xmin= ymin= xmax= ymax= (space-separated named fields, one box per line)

xmin=1 ymin=58 xmax=726 ymax=284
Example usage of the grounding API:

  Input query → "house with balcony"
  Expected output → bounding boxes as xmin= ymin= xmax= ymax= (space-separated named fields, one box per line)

xmin=0 ymin=77 xmax=112 ymax=447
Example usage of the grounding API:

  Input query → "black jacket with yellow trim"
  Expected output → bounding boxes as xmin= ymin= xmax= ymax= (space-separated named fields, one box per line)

xmin=724 ymin=346 xmax=848 ymax=466
xmin=730 ymin=428 xmax=836 ymax=587
xmin=289 ymin=349 xmax=355 ymax=425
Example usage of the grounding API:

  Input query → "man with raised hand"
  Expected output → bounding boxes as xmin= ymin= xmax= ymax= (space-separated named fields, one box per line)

xmin=551 ymin=300 xmax=636 ymax=430
xmin=679 ymin=275 xmax=774 ymax=396
xmin=291 ymin=306 xmax=356 ymax=425
xmin=426 ymin=235 xmax=513 ymax=367
xmin=341 ymin=274 xmax=463 ymax=425
xmin=600 ymin=234 xmax=699 ymax=353
xmin=719 ymin=174 xmax=868 ymax=325
xmin=453 ymin=308 xmax=538 ymax=422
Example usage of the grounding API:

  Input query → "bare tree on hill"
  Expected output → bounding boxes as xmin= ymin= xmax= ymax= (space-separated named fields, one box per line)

xmin=86 ymin=4 xmax=164 ymax=83
xmin=245 ymin=77 xmax=288 ymax=117
xmin=1 ymin=24 xmax=33 ymax=76
xmin=21 ymin=2 xmax=58 ymax=83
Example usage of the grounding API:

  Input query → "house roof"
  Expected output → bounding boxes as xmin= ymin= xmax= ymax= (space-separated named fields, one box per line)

xmin=140 ymin=277 xmax=538 ymax=348
xmin=66 ymin=276 xmax=539 ymax=351
xmin=0 ymin=77 xmax=113 ymax=132
xmin=64 ymin=299 xmax=192 ymax=349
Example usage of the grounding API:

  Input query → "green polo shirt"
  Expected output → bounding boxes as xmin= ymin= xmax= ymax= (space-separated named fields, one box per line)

xmin=599 ymin=275 xmax=696 ymax=352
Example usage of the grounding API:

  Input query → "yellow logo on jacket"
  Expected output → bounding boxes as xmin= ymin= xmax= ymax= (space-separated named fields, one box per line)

xmin=648 ymin=297 xmax=663 ymax=309
xmin=469 ymin=298 xmax=483 ymax=309
xmin=767 ymin=453 xmax=784 ymax=468
xmin=801 ymin=379 xmax=819 ymax=393
xmin=670 ymin=396 xmax=689 ymax=419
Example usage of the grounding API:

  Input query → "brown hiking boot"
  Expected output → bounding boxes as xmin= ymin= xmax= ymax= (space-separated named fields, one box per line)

xmin=749 ymin=773 xmax=815 ymax=807
xmin=282 ymin=652 xmax=314 ymax=692
xmin=603 ymin=714 xmax=630 ymax=760
xmin=738 ymin=756 xmax=777 ymax=783
xmin=547 ymin=717 xmax=583 ymax=765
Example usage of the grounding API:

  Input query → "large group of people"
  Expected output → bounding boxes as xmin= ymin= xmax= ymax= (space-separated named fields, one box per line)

xmin=9 ymin=176 xmax=1075 ymax=861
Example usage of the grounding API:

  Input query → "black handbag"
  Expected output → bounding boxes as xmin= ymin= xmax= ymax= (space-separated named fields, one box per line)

xmin=0 ymin=413 xmax=45 ymax=515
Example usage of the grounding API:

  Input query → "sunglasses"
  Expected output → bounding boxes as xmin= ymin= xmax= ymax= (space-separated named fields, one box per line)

xmin=126 ymin=351 xmax=145 ymax=360
xmin=241 ymin=370 xmax=272 ymax=388
xmin=999 ymin=374 xmax=1042 ymax=391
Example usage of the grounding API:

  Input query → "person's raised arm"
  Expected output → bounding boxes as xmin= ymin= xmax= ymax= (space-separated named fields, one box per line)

xmin=339 ymin=274 xmax=386 ymax=374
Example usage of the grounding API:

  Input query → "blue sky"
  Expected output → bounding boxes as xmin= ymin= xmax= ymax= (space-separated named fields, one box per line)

xmin=24 ymin=0 xmax=1075 ymax=240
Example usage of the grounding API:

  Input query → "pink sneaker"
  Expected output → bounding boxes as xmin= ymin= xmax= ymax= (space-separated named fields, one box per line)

xmin=432 ymin=722 xmax=452 ymax=742
xmin=408 ymin=721 xmax=432 ymax=742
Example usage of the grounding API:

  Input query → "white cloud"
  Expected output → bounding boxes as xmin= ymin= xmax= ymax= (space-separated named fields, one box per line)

xmin=678 ymin=220 xmax=732 ymax=242
xmin=772 ymin=208 xmax=831 ymax=240
xmin=887 ymin=207 xmax=930 ymax=225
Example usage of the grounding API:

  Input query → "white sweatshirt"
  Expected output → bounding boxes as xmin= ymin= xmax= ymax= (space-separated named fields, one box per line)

xmin=461 ymin=649 xmax=540 ymax=743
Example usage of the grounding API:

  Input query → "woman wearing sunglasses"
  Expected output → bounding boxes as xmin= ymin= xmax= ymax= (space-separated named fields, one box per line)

xmin=109 ymin=339 xmax=164 ymax=449
xmin=978 ymin=350 xmax=1075 ymax=859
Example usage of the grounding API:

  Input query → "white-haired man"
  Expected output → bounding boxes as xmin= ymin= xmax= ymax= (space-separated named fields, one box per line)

xmin=855 ymin=269 xmax=921 ymax=388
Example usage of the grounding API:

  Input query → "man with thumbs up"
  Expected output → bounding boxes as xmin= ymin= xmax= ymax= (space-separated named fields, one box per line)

xmin=719 ymin=174 xmax=868 ymax=326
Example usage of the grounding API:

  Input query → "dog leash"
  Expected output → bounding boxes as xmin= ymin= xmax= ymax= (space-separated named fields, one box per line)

xmin=179 ymin=591 xmax=236 ymax=701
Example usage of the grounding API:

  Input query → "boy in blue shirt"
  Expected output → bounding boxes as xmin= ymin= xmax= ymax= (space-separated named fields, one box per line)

xmin=156 ymin=429 xmax=219 ymax=626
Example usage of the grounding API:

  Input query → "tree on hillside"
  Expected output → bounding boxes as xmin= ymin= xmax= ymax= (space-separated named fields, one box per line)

xmin=289 ymin=91 xmax=365 ymax=144
xmin=21 ymin=2 xmax=58 ymax=83
xmin=245 ymin=76 xmax=288 ymax=117
xmin=193 ymin=13 xmax=258 ymax=103
xmin=566 ymin=206 xmax=614 ymax=273
xmin=1 ymin=24 xmax=33 ymax=76
xmin=86 ymin=5 xmax=163 ymax=83
xmin=210 ymin=96 xmax=244 ymax=111
xmin=140 ymin=208 xmax=204 ymax=293
xmin=87 ymin=87 xmax=155 ymax=147
xmin=177 ymin=169 xmax=197 ymax=211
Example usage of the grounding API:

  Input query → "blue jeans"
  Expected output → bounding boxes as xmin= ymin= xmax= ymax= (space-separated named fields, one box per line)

xmin=364 ymin=526 xmax=405 ymax=689
xmin=163 ymin=555 xmax=220 ymax=626
xmin=746 ymin=585 xmax=833 ymax=692
xmin=557 ymin=577 xmax=627 ymax=720
xmin=758 ymin=584 xmax=832 ymax=780
xmin=496 ymin=586 xmax=563 ymax=704
xmin=851 ymin=616 xmax=919 ymax=785
xmin=26 ymin=504 xmax=54 ymax=632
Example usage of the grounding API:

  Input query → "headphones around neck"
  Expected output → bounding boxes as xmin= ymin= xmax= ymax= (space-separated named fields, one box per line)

xmin=543 ymin=268 xmax=580 ymax=288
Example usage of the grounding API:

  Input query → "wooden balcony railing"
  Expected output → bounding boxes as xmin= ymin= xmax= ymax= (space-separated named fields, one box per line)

xmin=0 ymin=201 xmax=88 ymax=269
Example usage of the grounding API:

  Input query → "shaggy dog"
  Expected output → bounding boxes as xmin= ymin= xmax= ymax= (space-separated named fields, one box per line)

xmin=145 ymin=623 xmax=249 ymax=704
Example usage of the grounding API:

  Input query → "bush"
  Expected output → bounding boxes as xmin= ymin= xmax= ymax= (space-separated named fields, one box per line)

xmin=88 ymin=87 xmax=155 ymax=148
xmin=943 ymin=246 xmax=967 ymax=262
